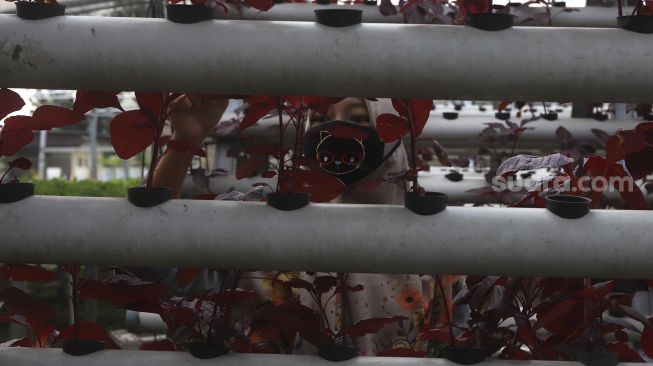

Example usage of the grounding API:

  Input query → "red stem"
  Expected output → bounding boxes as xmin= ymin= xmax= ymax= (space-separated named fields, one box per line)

xmin=405 ymin=101 xmax=419 ymax=191
xmin=276 ymin=98 xmax=285 ymax=193
xmin=71 ymin=271 xmax=79 ymax=339
xmin=146 ymin=93 xmax=168 ymax=190
xmin=435 ymin=275 xmax=456 ymax=346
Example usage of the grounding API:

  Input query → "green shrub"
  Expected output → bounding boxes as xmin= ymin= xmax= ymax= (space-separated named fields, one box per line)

xmin=32 ymin=178 xmax=142 ymax=197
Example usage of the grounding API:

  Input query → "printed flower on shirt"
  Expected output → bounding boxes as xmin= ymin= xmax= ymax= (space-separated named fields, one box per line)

xmin=396 ymin=289 xmax=422 ymax=310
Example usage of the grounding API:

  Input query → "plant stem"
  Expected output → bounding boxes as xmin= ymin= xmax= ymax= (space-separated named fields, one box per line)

xmin=435 ymin=275 xmax=456 ymax=346
xmin=617 ymin=0 xmax=623 ymax=16
xmin=277 ymin=98 xmax=285 ymax=193
xmin=146 ymin=93 xmax=167 ymax=190
xmin=0 ymin=168 xmax=11 ymax=184
xmin=406 ymin=101 xmax=419 ymax=191
xmin=71 ymin=271 xmax=79 ymax=339
xmin=583 ymin=277 xmax=593 ymax=352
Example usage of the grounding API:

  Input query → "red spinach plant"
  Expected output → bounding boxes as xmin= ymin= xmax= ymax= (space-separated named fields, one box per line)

xmin=259 ymin=274 xmax=407 ymax=360
xmin=372 ymin=99 xmax=451 ymax=214
xmin=235 ymin=96 xmax=346 ymax=207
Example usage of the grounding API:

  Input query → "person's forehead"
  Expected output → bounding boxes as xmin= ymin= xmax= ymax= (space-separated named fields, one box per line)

xmin=328 ymin=97 xmax=367 ymax=113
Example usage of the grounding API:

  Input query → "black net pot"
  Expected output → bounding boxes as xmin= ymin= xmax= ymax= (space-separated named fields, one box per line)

xmin=545 ymin=195 xmax=591 ymax=219
xmin=62 ymin=339 xmax=105 ymax=356
xmin=266 ymin=191 xmax=310 ymax=211
xmin=188 ymin=342 xmax=229 ymax=359
xmin=541 ymin=112 xmax=558 ymax=121
xmin=592 ymin=112 xmax=609 ymax=121
xmin=617 ymin=15 xmax=653 ymax=34
xmin=552 ymin=1 xmax=566 ymax=7
xmin=318 ymin=345 xmax=359 ymax=362
xmin=315 ymin=9 xmax=363 ymax=27
xmin=576 ymin=352 xmax=619 ymax=366
xmin=127 ymin=187 xmax=172 ymax=208
xmin=404 ymin=191 xmax=447 ymax=216
xmin=443 ymin=112 xmax=459 ymax=120
xmin=15 ymin=2 xmax=65 ymax=20
xmin=364 ymin=0 xmax=378 ymax=4
xmin=494 ymin=111 xmax=510 ymax=120
xmin=166 ymin=4 xmax=214 ymax=24
xmin=467 ymin=13 xmax=515 ymax=31
xmin=0 ymin=182 xmax=35 ymax=203
xmin=442 ymin=346 xmax=488 ymax=365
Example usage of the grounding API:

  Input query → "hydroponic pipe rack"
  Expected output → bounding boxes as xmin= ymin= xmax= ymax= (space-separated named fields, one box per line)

xmin=0 ymin=348 xmax=646 ymax=366
xmin=2 ymin=196 xmax=653 ymax=279
xmin=1 ymin=16 xmax=652 ymax=102
xmin=215 ymin=3 xmax=633 ymax=28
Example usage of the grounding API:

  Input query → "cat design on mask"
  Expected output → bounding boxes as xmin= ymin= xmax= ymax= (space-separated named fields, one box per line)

xmin=303 ymin=120 xmax=387 ymax=186
xmin=316 ymin=131 xmax=365 ymax=175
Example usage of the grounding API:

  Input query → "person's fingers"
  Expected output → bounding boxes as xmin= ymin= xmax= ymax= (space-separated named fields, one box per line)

xmin=186 ymin=94 xmax=202 ymax=112
xmin=168 ymin=93 xmax=191 ymax=114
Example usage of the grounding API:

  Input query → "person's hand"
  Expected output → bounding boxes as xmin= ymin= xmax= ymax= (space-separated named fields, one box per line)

xmin=168 ymin=94 xmax=228 ymax=145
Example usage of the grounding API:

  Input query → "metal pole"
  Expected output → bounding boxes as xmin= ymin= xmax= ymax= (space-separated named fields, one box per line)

xmin=37 ymin=130 xmax=48 ymax=180
xmin=89 ymin=115 xmax=98 ymax=181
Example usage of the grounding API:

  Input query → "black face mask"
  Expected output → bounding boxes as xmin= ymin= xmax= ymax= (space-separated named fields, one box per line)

xmin=303 ymin=120 xmax=399 ymax=186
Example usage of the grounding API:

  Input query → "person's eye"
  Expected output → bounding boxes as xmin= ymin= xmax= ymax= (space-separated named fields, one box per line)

xmin=350 ymin=115 xmax=370 ymax=124
xmin=312 ymin=115 xmax=328 ymax=124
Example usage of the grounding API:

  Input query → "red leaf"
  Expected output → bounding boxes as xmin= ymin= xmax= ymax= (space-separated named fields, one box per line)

xmin=261 ymin=170 xmax=277 ymax=178
xmin=139 ymin=339 xmax=176 ymax=351
xmin=376 ymin=114 xmax=409 ymax=143
xmin=73 ymin=91 xmax=123 ymax=114
xmin=0 ymin=116 xmax=34 ymax=156
xmin=166 ymin=140 xmax=207 ymax=157
xmin=245 ymin=0 xmax=273 ymax=10
xmin=299 ymin=329 xmax=334 ymax=348
xmin=109 ymin=110 xmax=155 ymax=159
xmin=241 ymin=96 xmax=275 ymax=131
xmin=605 ymin=135 xmax=625 ymax=164
xmin=8 ymin=157 xmax=31 ymax=170
xmin=432 ymin=138 xmax=451 ymax=166
xmin=290 ymin=169 xmax=345 ymax=203
xmin=135 ymin=92 xmax=164 ymax=122
xmin=236 ymin=158 xmax=265 ymax=179
xmin=346 ymin=316 xmax=407 ymax=337
xmin=498 ymin=100 xmax=511 ymax=112
xmin=314 ymin=276 xmax=337 ymax=294
xmin=176 ymin=267 xmax=201 ymax=287
xmin=327 ymin=124 xmax=369 ymax=140
xmin=193 ymin=194 xmax=219 ymax=200
xmin=0 ymin=264 xmax=56 ymax=282
xmin=534 ymin=299 xmax=579 ymax=330
xmin=55 ymin=321 xmax=120 ymax=349
xmin=391 ymin=99 xmax=408 ymax=118
xmin=377 ymin=348 xmax=427 ymax=357
xmin=419 ymin=327 xmax=452 ymax=343
xmin=607 ymin=342 xmax=645 ymax=362
xmin=78 ymin=277 xmax=169 ymax=313
xmin=62 ymin=265 xmax=80 ymax=276
xmin=0 ymin=287 xmax=56 ymax=347
xmin=642 ymin=325 xmax=653 ymax=359
xmin=408 ymin=99 xmax=433 ymax=136
xmin=29 ymin=106 xmax=85 ymax=131
xmin=0 ymin=88 xmax=25 ymax=120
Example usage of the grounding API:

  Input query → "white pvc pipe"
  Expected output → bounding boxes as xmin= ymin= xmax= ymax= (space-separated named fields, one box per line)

xmin=2 ymin=196 xmax=653 ymax=278
xmin=0 ymin=348 xmax=644 ymax=366
xmin=1 ymin=16 xmax=653 ymax=102
xmin=216 ymin=3 xmax=630 ymax=28
xmin=237 ymin=115 xmax=641 ymax=149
